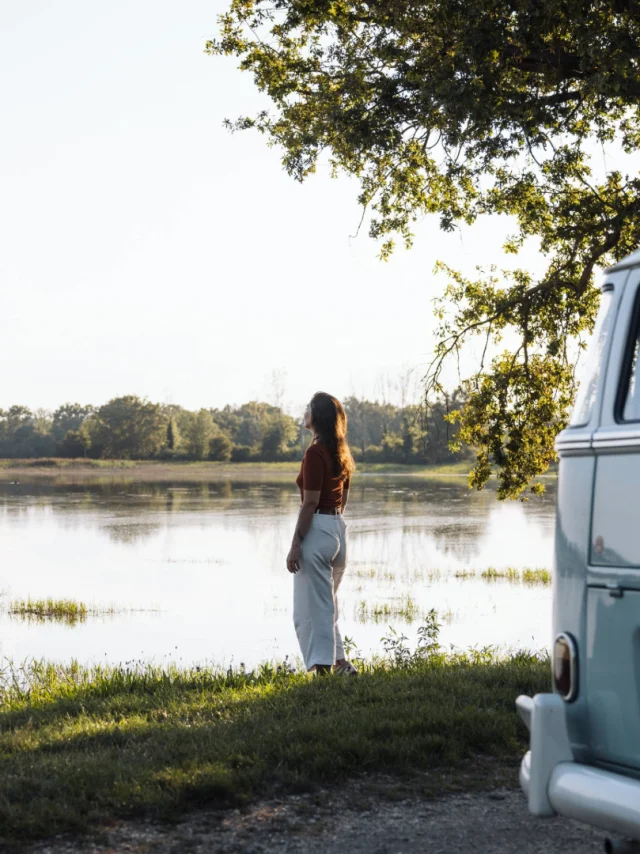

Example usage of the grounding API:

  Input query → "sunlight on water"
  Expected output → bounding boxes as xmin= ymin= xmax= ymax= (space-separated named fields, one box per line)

xmin=0 ymin=476 xmax=556 ymax=667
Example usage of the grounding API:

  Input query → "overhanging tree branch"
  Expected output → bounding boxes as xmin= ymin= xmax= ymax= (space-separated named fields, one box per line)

xmin=210 ymin=0 xmax=640 ymax=497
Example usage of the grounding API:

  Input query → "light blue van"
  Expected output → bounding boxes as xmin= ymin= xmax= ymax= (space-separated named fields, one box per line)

xmin=517 ymin=248 xmax=640 ymax=851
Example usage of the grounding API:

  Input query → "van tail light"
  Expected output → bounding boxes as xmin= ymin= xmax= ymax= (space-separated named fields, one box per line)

xmin=554 ymin=633 xmax=579 ymax=702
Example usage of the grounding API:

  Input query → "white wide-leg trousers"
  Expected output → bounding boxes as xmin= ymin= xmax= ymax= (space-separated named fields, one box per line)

xmin=293 ymin=513 xmax=347 ymax=671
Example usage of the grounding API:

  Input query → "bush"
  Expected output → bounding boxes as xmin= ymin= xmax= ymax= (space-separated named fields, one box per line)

xmin=155 ymin=448 xmax=176 ymax=461
xmin=209 ymin=434 xmax=233 ymax=462
xmin=363 ymin=444 xmax=384 ymax=462
xmin=278 ymin=445 xmax=302 ymax=463
xmin=382 ymin=432 xmax=404 ymax=463
xmin=57 ymin=430 xmax=88 ymax=459
xmin=231 ymin=444 xmax=252 ymax=462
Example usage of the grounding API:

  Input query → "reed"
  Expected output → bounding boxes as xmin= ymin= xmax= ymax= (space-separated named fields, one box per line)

xmin=353 ymin=567 xmax=376 ymax=579
xmin=8 ymin=598 xmax=89 ymax=623
xmin=353 ymin=567 xmax=397 ymax=582
xmin=441 ymin=607 xmax=456 ymax=624
xmin=521 ymin=568 xmax=552 ymax=586
xmin=454 ymin=567 xmax=552 ymax=586
xmin=354 ymin=595 xmax=422 ymax=623
xmin=7 ymin=598 xmax=120 ymax=624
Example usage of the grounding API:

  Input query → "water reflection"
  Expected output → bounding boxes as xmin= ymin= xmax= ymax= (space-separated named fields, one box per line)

xmin=0 ymin=476 xmax=556 ymax=667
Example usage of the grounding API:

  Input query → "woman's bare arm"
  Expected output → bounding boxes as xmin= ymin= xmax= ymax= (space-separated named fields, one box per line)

xmin=341 ymin=485 xmax=349 ymax=514
xmin=295 ymin=489 xmax=320 ymax=543
xmin=287 ymin=489 xmax=320 ymax=573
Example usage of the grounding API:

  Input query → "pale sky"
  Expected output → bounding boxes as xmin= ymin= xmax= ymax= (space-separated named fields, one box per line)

xmin=1 ymin=1 xmax=547 ymax=415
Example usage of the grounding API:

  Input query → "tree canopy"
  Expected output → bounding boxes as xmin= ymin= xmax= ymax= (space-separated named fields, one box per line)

xmin=209 ymin=0 xmax=640 ymax=497
xmin=0 ymin=394 xmax=468 ymax=466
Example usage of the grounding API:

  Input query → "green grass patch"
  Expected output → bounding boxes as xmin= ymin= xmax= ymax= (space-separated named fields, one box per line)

xmin=0 ymin=458 xmax=472 ymax=482
xmin=481 ymin=568 xmax=518 ymax=582
xmin=354 ymin=595 xmax=422 ymax=623
xmin=0 ymin=458 xmax=139 ymax=471
xmin=353 ymin=567 xmax=397 ymax=582
xmin=0 ymin=650 xmax=549 ymax=845
xmin=455 ymin=567 xmax=552 ymax=587
xmin=8 ymin=598 xmax=92 ymax=625
xmin=354 ymin=567 xmax=377 ymax=579
xmin=521 ymin=568 xmax=552 ymax=586
xmin=354 ymin=461 xmax=472 ymax=475
xmin=7 ymin=599 xmax=129 ymax=625
xmin=480 ymin=567 xmax=551 ymax=586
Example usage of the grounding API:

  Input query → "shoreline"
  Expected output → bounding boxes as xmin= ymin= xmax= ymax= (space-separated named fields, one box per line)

xmin=0 ymin=458 xmax=475 ymax=481
xmin=0 ymin=458 xmax=558 ymax=483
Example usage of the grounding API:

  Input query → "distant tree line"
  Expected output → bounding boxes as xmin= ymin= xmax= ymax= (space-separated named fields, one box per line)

xmin=0 ymin=393 xmax=472 ymax=465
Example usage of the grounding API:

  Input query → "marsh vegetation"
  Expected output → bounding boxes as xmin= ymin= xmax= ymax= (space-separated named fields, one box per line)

xmin=354 ymin=595 xmax=422 ymax=623
xmin=0 ymin=476 xmax=556 ymax=666
xmin=5 ymin=598 xmax=152 ymax=625
xmin=453 ymin=567 xmax=552 ymax=586
xmin=8 ymin=598 xmax=96 ymax=624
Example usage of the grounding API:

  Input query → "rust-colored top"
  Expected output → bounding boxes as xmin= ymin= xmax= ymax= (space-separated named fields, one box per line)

xmin=296 ymin=442 xmax=350 ymax=509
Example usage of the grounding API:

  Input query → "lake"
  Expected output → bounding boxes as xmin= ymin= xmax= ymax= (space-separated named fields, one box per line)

xmin=0 ymin=474 xmax=556 ymax=668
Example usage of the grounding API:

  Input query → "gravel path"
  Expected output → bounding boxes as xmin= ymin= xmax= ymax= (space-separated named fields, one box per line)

xmin=31 ymin=780 xmax=607 ymax=854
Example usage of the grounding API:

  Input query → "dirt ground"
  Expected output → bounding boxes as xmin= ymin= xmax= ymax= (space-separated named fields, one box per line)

xmin=29 ymin=778 xmax=607 ymax=854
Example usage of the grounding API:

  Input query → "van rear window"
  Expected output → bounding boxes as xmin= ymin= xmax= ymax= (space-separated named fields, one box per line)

xmin=619 ymin=289 xmax=640 ymax=422
xmin=569 ymin=287 xmax=615 ymax=427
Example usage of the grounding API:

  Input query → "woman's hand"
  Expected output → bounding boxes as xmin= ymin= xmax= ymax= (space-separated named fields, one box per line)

xmin=286 ymin=543 xmax=301 ymax=574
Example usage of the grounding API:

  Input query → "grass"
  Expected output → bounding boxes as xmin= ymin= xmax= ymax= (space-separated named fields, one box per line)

xmin=6 ymin=599 xmax=142 ymax=625
xmin=8 ymin=598 xmax=91 ymax=624
xmin=354 ymin=595 xmax=423 ymax=623
xmin=481 ymin=568 xmax=520 ymax=582
xmin=353 ymin=567 xmax=397 ymax=582
xmin=354 ymin=567 xmax=377 ymax=579
xmin=441 ymin=607 xmax=456 ymax=624
xmin=0 ymin=458 xmax=472 ymax=482
xmin=521 ymin=568 xmax=552 ymax=586
xmin=0 ymin=649 xmax=549 ymax=846
xmin=454 ymin=567 xmax=552 ymax=587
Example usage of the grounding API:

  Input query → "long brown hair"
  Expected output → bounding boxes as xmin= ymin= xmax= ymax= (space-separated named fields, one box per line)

xmin=310 ymin=392 xmax=356 ymax=480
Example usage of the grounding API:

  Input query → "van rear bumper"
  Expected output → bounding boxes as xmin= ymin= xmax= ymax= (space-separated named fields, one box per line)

xmin=517 ymin=694 xmax=640 ymax=840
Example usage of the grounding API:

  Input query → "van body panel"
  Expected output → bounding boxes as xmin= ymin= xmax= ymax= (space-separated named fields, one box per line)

xmin=591 ymin=454 xmax=640 ymax=568
xmin=553 ymin=274 xmax=629 ymax=759
xmin=607 ymin=248 xmax=640 ymax=274
xmin=553 ymin=453 xmax=594 ymax=758
xmin=587 ymin=565 xmax=640 ymax=590
xmin=591 ymin=430 xmax=640 ymax=450
xmin=586 ymin=588 xmax=640 ymax=767
xmin=586 ymin=269 xmax=640 ymax=769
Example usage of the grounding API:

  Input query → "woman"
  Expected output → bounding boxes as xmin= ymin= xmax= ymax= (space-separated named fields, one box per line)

xmin=287 ymin=392 xmax=357 ymax=675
